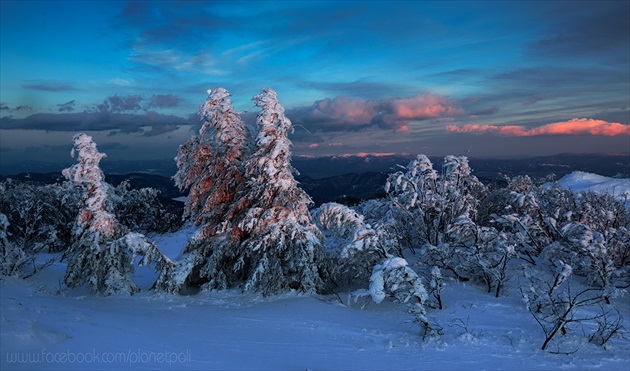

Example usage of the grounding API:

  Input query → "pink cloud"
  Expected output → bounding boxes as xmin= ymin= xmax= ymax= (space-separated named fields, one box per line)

xmin=340 ymin=152 xmax=396 ymax=158
xmin=446 ymin=118 xmax=629 ymax=137
xmin=290 ymin=94 xmax=461 ymax=134
xmin=393 ymin=95 xmax=462 ymax=120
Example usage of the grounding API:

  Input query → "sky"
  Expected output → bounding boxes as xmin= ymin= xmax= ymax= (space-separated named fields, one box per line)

xmin=1 ymin=0 xmax=629 ymax=172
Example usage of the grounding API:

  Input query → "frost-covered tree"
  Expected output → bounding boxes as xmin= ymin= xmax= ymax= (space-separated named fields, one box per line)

xmin=162 ymin=88 xmax=251 ymax=292
xmin=174 ymin=87 xmax=249 ymax=241
xmin=386 ymin=154 xmax=486 ymax=250
xmin=0 ymin=213 xmax=27 ymax=277
xmin=386 ymin=154 xmax=491 ymax=287
xmin=0 ymin=179 xmax=79 ymax=255
xmin=164 ymin=88 xmax=326 ymax=295
xmin=369 ymin=257 xmax=431 ymax=336
xmin=520 ymin=259 xmax=623 ymax=351
xmin=313 ymin=202 xmax=391 ymax=284
xmin=113 ymin=181 xmax=182 ymax=234
xmin=63 ymin=133 xmax=173 ymax=295
xmin=0 ymin=179 xmax=79 ymax=277
xmin=232 ymin=87 xmax=326 ymax=295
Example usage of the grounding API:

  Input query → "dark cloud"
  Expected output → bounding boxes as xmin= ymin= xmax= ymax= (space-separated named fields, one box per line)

xmin=22 ymin=81 xmax=79 ymax=92
xmin=530 ymin=1 xmax=630 ymax=59
xmin=143 ymin=124 xmax=180 ymax=137
xmin=146 ymin=94 xmax=181 ymax=109
xmin=0 ymin=111 xmax=193 ymax=137
xmin=470 ymin=106 xmax=499 ymax=116
xmin=57 ymin=100 xmax=76 ymax=112
xmin=0 ymin=104 xmax=33 ymax=112
xmin=96 ymin=95 xmax=144 ymax=113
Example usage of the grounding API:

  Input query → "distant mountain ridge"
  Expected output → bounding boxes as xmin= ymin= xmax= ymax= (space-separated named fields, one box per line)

xmin=1 ymin=153 xmax=627 ymax=207
xmin=2 ymin=153 xmax=628 ymax=179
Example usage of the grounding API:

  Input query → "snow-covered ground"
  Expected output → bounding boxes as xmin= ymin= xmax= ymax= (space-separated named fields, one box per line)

xmin=2 ymin=172 xmax=629 ymax=370
xmin=556 ymin=171 xmax=630 ymax=211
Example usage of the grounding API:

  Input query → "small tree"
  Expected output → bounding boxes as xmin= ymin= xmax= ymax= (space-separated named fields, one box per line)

xmin=520 ymin=259 xmax=623 ymax=351
xmin=63 ymin=133 xmax=173 ymax=295
xmin=369 ymin=257 xmax=432 ymax=337
xmin=0 ymin=180 xmax=79 ymax=277
xmin=313 ymin=202 xmax=391 ymax=285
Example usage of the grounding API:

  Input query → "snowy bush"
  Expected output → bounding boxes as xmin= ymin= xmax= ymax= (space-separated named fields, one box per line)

xmin=386 ymin=154 xmax=502 ymax=298
xmin=0 ymin=180 xmax=79 ymax=277
xmin=369 ymin=257 xmax=431 ymax=337
xmin=520 ymin=258 xmax=624 ymax=351
xmin=313 ymin=202 xmax=392 ymax=285
xmin=0 ymin=213 xmax=28 ymax=277
xmin=0 ymin=179 xmax=79 ymax=254
xmin=113 ymin=181 xmax=182 ymax=233
xmin=386 ymin=154 xmax=486 ymax=249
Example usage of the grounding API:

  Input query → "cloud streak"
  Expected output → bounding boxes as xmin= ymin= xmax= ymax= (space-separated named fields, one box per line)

xmin=446 ymin=118 xmax=629 ymax=137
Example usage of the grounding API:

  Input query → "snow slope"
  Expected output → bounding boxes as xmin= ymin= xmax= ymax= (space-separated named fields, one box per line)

xmin=556 ymin=171 xmax=630 ymax=210
xmin=2 ymin=173 xmax=630 ymax=370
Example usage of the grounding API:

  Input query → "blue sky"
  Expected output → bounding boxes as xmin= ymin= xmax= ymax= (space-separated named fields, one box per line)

xmin=1 ymin=0 xmax=628 ymax=171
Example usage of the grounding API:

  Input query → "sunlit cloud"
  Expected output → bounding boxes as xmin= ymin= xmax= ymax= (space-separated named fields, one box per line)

xmin=392 ymin=95 xmax=462 ymax=120
xmin=289 ymin=94 xmax=461 ymax=134
xmin=446 ymin=118 xmax=630 ymax=137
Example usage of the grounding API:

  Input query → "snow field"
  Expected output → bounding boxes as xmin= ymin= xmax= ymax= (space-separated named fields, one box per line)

xmin=2 ymin=171 xmax=630 ymax=370
xmin=2 ymin=225 xmax=628 ymax=370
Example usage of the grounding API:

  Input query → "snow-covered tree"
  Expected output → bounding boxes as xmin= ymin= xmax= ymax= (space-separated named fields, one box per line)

xmin=0 ymin=179 xmax=79 ymax=277
xmin=63 ymin=133 xmax=173 ymax=295
xmin=113 ymin=181 xmax=182 ymax=234
xmin=386 ymin=154 xmax=486 ymax=250
xmin=232 ymin=88 xmax=326 ymax=295
xmin=163 ymin=88 xmax=326 ymax=295
xmin=174 ymin=87 xmax=249 ymax=242
xmin=520 ymin=258 xmax=623 ymax=351
xmin=369 ymin=257 xmax=431 ymax=336
xmin=161 ymin=88 xmax=251 ymax=292
xmin=0 ymin=213 xmax=27 ymax=277
xmin=386 ymin=154 xmax=492 ymax=290
xmin=313 ymin=202 xmax=391 ymax=284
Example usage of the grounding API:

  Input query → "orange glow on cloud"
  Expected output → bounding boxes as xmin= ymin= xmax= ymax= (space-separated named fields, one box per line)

xmin=446 ymin=118 xmax=629 ymax=137
xmin=337 ymin=152 xmax=396 ymax=158
xmin=393 ymin=95 xmax=463 ymax=120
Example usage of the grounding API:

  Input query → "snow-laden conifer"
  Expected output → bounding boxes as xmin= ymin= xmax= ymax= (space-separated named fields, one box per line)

xmin=63 ymin=133 xmax=173 ymax=295
xmin=174 ymin=87 xmax=249 ymax=242
xmin=233 ymin=87 xmax=326 ymax=295
xmin=162 ymin=88 xmax=251 ymax=292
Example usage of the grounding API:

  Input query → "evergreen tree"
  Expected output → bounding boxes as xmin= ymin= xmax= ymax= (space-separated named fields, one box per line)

xmin=63 ymin=133 xmax=173 ymax=295
xmin=234 ymin=87 xmax=326 ymax=295
xmin=163 ymin=88 xmax=250 ymax=292
xmin=174 ymin=87 xmax=249 ymax=243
